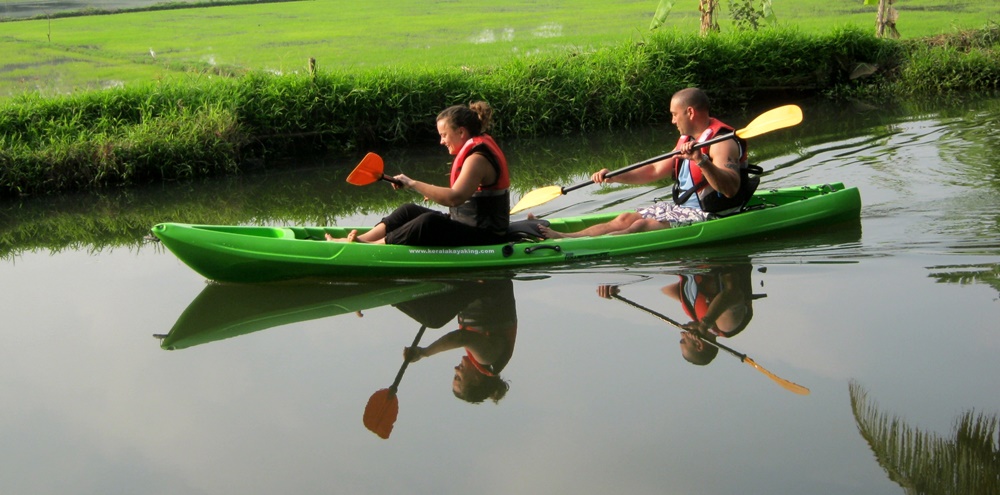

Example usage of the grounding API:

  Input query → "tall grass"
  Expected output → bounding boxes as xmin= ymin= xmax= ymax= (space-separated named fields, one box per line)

xmin=1 ymin=26 xmax=997 ymax=199
xmin=895 ymin=23 xmax=1000 ymax=95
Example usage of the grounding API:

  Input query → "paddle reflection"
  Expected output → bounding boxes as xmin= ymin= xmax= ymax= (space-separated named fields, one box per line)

xmin=598 ymin=261 xmax=809 ymax=395
xmin=600 ymin=262 xmax=761 ymax=365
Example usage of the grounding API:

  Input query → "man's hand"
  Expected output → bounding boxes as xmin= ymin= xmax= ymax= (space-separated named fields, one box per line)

xmin=678 ymin=141 xmax=705 ymax=165
xmin=596 ymin=284 xmax=621 ymax=299
xmin=591 ymin=168 xmax=613 ymax=184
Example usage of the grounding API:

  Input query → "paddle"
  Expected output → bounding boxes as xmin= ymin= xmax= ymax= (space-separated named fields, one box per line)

xmin=363 ymin=325 xmax=426 ymax=439
xmin=346 ymin=152 xmax=403 ymax=187
xmin=509 ymin=104 xmax=804 ymax=214
xmin=609 ymin=291 xmax=810 ymax=395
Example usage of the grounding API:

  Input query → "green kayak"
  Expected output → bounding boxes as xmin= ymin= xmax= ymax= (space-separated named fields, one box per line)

xmin=151 ymin=183 xmax=861 ymax=283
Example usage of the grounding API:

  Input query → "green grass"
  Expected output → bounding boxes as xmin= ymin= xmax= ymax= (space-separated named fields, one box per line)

xmin=1 ymin=0 xmax=997 ymax=98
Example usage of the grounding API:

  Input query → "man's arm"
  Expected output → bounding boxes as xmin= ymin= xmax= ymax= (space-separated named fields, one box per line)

xmin=684 ymin=139 xmax=741 ymax=198
xmin=592 ymin=157 xmax=675 ymax=185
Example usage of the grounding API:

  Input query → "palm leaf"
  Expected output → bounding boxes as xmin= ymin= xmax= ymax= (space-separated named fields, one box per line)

xmin=849 ymin=381 xmax=1000 ymax=494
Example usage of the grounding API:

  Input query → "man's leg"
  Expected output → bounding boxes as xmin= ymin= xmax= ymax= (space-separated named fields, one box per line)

xmin=607 ymin=217 xmax=668 ymax=235
xmin=541 ymin=212 xmax=643 ymax=238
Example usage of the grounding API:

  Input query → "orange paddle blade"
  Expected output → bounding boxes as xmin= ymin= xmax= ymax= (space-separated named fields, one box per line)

xmin=346 ymin=152 xmax=385 ymax=186
xmin=363 ymin=388 xmax=398 ymax=439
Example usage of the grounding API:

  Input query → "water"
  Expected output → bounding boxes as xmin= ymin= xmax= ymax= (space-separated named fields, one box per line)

xmin=2 ymin=97 xmax=999 ymax=494
xmin=0 ymin=0 xmax=189 ymax=18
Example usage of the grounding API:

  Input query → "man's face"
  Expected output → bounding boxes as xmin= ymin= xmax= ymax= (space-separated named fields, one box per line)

xmin=669 ymin=98 xmax=693 ymax=136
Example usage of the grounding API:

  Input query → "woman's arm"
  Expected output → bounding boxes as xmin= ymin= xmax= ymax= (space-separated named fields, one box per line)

xmin=394 ymin=153 xmax=493 ymax=207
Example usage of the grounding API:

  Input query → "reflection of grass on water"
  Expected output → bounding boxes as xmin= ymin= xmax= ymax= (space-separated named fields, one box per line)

xmin=849 ymin=381 xmax=1000 ymax=495
xmin=928 ymin=264 xmax=1000 ymax=299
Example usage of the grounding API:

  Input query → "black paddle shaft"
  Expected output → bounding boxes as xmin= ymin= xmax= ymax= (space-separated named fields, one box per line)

xmin=610 ymin=293 xmax=748 ymax=362
xmin=561 ymin=132 xmax=738 ymax=194
xmin=389 ymin=325 xmax=426 ymax=391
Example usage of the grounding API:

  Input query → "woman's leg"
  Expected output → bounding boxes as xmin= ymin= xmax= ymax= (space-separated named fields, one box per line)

xmin=326 ymin=203 xmax=432 ymax=243
xmin=385 ymin=213 xmax=506 ymax=246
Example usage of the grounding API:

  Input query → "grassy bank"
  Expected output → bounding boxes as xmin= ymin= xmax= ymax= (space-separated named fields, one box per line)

xmin=1 ymin=24 xmax=999 ymax=198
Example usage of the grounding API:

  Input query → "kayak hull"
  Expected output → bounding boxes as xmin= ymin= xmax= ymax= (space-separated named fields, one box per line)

xmin=151 ymin=183 xmax=861 ymax=283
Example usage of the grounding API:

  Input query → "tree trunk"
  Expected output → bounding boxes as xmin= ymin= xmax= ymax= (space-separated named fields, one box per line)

xmin=699 ymin=0 xmax=719 ymax=35
xmin=875 ymin=0 xmax=900 ymax=39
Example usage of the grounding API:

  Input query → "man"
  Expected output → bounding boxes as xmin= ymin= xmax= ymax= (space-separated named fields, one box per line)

xmin=541 ymin=87 xmax=755 ymax=238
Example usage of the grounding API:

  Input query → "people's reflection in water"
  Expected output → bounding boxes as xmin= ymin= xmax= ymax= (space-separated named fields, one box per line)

xmin=394 ymin=278 xmax=516 ymax=404
xmin=600 ymin=262 xmax=761 ymax=366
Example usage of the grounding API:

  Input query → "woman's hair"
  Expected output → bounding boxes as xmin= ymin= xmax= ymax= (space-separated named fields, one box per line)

xmin=437 ymin=101 xmax=494 ymax=136
xmin=454 ymin=374 xmax=509 ymax=404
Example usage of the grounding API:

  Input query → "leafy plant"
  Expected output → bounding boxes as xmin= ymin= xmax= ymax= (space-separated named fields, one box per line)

xmin=728 ymin=0 xmax=776 ymax=31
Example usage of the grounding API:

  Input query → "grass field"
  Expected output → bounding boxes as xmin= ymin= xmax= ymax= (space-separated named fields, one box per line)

xmin=1 ymin=0 xmax=997 ymax=98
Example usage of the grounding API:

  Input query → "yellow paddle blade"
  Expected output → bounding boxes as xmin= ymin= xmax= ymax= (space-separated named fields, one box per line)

xmin=743 ymin=357 xmax=811 ymax=395
xmin=346 ymin=152 xmax=385 ymax=186
xmin=510 ymin=185 xmax=564 ymax=214
xmin=736 ymin=105 xmax=803 ymax=139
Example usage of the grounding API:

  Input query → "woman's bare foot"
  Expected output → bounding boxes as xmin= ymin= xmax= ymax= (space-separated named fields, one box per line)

xmin=325 ymin=230 xmax=361 ymax=242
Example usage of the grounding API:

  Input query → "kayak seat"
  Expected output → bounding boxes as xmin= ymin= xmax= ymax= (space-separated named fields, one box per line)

xmin=709 ymin=174 xmax=763 ymax=219
xmin=506 ymin=219 xmax=549 ymax=241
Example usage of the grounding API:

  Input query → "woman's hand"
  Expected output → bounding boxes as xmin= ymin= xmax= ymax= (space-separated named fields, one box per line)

xmin=403 ymin=346 xmax=424 ymax=362
xmin=392 ymin=174 xmax=415 ymax=190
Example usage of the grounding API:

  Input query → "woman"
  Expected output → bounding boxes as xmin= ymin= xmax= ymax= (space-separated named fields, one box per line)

xmin=398 ymin=278 xmax=516 ymax=404
xmin=327 ymin=101 xmax=510 ymax=246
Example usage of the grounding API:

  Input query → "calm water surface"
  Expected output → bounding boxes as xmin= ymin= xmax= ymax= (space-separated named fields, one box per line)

xmin=2 ymin=98 xmax=999 ymax=494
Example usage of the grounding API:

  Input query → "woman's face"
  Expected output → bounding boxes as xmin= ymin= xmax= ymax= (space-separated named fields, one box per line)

xmin=437 ymin=119 xmax=467 ymax=155
xmin=452 ymin=355 xmax=481 ymax=394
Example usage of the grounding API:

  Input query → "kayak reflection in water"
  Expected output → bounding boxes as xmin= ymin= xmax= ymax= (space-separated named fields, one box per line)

xmin=395 ymin=278 xmax=517 ymax=404
xmin=599 ymin=263 xmax=762 ymax=366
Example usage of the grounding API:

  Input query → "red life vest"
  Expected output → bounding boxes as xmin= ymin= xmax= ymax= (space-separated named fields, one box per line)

xmin=448 ymin=134 xmax=511 ymax=233
xmin=671 ymin=118 xmax=754 ymax=213
xmin=679 ymin=274 xmax=715 ymax=326
xmin=459 ymin=319 xmax=517 ymax=377
xmin=450 ymin=134 xmax=509 ymax=190
xmin=677 ymin=265 xmax=756 ymax=338
xmin=672 ymin=118 xmax=747 ymax=184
